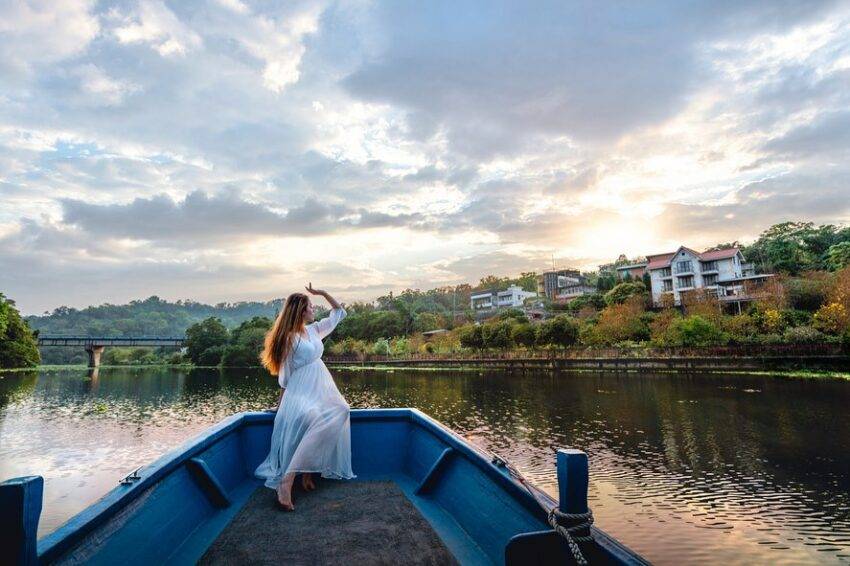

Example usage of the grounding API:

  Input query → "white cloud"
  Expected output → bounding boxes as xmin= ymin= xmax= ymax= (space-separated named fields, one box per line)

xmin=1 ymin=0 xmax=849 ymax=314
xmin=113 ymin=0 xmax=202 ymax=57
xmin=0 ymin=0 xmax=99 ymax=73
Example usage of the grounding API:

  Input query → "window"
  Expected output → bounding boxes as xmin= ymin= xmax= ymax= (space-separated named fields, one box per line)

xmin=662 ymin=280 xmax=673 ymax=292
xmin=701 ymin=261 xmax=718 ymax=272
xmin=703 ymin=274 xmax=718 ymax=286
xmin=677 ymin=275 xmax=694 ymax=288
xmin=675 ymin=260 xmax=692 ymax=274
xmin=660 ymin=267 xmax=672 ymax=277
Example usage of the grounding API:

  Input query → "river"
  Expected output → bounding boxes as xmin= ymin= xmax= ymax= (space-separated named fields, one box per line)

xmin=0 ymin=366 xmax=848 ymax=564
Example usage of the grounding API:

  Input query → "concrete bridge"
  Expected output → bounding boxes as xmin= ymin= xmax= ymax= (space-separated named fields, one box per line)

xmin=37 ymin=336 xmax=185 ymax=368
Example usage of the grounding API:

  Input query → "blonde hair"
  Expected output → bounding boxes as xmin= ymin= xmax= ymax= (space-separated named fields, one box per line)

xmin=261 ymin=293 xmax=309 ymax=375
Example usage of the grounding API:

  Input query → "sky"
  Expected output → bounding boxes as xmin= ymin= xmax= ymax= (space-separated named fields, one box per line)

xmin=1 ymin=0 xmax=849 ymax=315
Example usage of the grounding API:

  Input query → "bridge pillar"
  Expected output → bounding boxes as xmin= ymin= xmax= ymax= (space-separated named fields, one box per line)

xmin=85 ymin=345 xmax=105 ymax=368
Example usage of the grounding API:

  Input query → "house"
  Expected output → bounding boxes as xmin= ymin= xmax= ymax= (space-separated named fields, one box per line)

xmin=537 ymin=269 xmax=594 ymax=303
xmin=615 ymin=261 xmax=648 ymax=281
xmin=646 ymin=246 xmax=769 ymax=307
xmin=470 ymin=284 xmax=537 ymax=311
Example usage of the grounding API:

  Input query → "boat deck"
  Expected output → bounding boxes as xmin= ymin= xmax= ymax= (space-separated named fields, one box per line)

xmin=199 ymin=480 xmax=458 ymax=566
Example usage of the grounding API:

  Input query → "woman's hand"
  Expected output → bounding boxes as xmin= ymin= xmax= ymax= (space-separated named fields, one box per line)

xmin=305 ymin=282 xmax=325 ymax=296
xmin=305 ymin=282 xmax=341 ymax=309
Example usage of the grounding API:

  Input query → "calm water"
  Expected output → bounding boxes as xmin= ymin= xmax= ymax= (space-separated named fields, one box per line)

xmin=0 ymin=367 xmax=848 ymax=564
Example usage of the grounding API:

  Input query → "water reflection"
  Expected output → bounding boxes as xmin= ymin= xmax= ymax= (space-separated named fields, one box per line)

xmin=0 ymin=367 xmax=848 ymax=564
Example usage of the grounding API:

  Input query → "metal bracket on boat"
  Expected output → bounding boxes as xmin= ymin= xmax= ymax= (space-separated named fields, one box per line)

xmin=491 ymin=454 xmax=507 ymax=467
xmin=119 ymin=467 xmax=142 ymax=485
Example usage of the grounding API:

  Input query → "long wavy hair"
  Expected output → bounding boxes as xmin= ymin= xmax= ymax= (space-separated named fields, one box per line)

xmin=261 ymin=293 xmax=310 ymax=375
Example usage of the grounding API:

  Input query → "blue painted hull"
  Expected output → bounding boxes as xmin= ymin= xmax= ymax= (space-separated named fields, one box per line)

xmin=12 ymin=409 xmax=648 ymax=565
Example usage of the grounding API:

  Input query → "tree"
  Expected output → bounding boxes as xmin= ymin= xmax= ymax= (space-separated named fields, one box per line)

xmin=481 ymin=320 xmax=513 ymax=350
xmin=185 ymin=317 xmax=229 ymax=365
xmin=662 ymin=315 xmax=726 ymax=347
xmin=567 ymin=293 xmax=606 ymax=313
xmin=413 ymin=312 xmax=443 ymax=332
xmin=221 ymin=317 xmax=271 ymax=367
xmin=0 ymin=294 xmax=40 ymax=369
xmin=458 ymin=324 xmax=484 ymax=350
xmin=584 ymin=297 xmax=649 ymax=345
xmin=511 ymin=322 xmax=536 ymax=348
xmin=826 ymin=242 xmax=850 ymax=271
xmin=604 ymin=281 xmax=647 ymax=306
xmin=497 ymin=308 xmax=527 ymax=323
xmin=535 ymin=315 xmax=579 ymax=348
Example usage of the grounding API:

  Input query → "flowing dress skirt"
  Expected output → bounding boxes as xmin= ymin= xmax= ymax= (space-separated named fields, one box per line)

xmin=255 ymin=359 xmax=355 ymax=488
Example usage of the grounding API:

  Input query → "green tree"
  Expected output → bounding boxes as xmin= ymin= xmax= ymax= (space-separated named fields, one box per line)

xmin=826 ymin=242 xmax=850 ymax=271
xmin=604 ymin=281 xmax=647 ymax=306
xmin=497 ymin=308 xmax=528 ymax=323
xmin=663 ymin=315 xmax=726 ymax=347
xmin=0 ymin=294 xmax=40 ymax=369
xmin=221 ymin=317 xmax=271 ymax=367
xmin=458 ymin=324 xmax=484 ymax=350
xmin=185 ymin=317 xmax=229 ymax=365
xmin=510 ymin=322 xmax=536 ymax=348
xmin=535 ymin=315 xmax=579 ymax=348
xmin=481 ymin=320 xmax=513 ymax=350
xmin=567 ymin=293 xmax=606 ymax=313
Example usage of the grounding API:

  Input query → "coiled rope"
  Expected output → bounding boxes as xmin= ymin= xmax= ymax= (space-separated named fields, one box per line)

xmin=548 ymin=508 xmax=594 ymax=565
xmin=486 ymin=451 xmax=595 ymax=565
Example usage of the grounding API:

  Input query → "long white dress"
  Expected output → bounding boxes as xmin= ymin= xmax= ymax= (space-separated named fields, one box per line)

xmin=255 ymin=307 xmax=355 ymax=488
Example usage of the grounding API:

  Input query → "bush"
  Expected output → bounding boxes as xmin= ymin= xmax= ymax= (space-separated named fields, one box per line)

xmin=535 ymin=315 xmax=579 ymax=348
xmin=783 ymin=326 xmax=826 ymax=344
xmin=567 ymin=293 xmax=605 ymax=313
xmin=458 ymin=324 xmax=484 ymax=350
xmin=497 ymin=308 xmax=528 ymax=323
xmin=814 ymin=302 xmax=850 ymax=334
xmin=197 ymin=345 xmax=227 ymax=366
xmin=662 ymin=315 xmax=726 ymax=347
xmin=481 ymin=320 xmax=513 ymax=350
xmin=786 ymin=274 xmax=830 ymax=311
xmin=604 ymin=282 xmax=647 ymax=306
xmin=584 ymin=298 xmax=648 ymax=345
xmin=780 ymin=309 xmax=812 ymax=328
xmin=721 ymin=314 xmax=758 ymax=343
xmin=511 ymin=322 xmax=536 ymax=348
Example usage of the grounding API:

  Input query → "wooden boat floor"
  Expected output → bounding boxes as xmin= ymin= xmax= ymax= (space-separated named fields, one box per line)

xmin=199 ymin=479 xmax=459 ymax=565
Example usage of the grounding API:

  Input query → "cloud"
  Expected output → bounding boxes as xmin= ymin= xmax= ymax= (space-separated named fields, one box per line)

xmin=1 ymin=0 xmax=849 ymax=314
xmin=113 ymin=0 xmax=203 ymax=57
xmin=58 ymin=190 xmax=427 ymax=245
xmin=342 ymin=1 xmax=841 ymax=158
xmin=0 ymin=0 xmax=100 ymax=76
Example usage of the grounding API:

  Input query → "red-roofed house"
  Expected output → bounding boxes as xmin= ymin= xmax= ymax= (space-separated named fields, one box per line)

xmin=646 ymin=246 xmax=761 ymax=306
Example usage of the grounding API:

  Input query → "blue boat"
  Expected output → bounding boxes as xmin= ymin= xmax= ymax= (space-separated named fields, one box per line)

xmin=1 ymin=409 xmax=648 ymax=565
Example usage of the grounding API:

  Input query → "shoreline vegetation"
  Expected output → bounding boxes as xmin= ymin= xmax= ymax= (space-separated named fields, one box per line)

xmin=2 ymin=362 xmax=847 ymax=381
xmin=3 ymin=221 xmax=850 ymax=375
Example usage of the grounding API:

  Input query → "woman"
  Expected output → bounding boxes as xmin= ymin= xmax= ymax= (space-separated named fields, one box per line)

xmin=255 ymin=283 xmax=354 ymax=510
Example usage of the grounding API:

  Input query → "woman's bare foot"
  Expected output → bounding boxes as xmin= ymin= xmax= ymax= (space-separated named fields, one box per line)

xmin=276 ymin=474 xmax=295 ymax=510
xmin=301 ymin=473 xmax=316 ymax=491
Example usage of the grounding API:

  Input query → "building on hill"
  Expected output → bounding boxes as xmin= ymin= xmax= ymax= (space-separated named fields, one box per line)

xmin=537 ymin=269 xmax=594 ymax=302
xmin=470 ymin=285 xmax=537 ymax=312
xmin=646 ymin=246 xmax=770 ymax=307
xmin=615 ymin=261 xmax=648 ymax=281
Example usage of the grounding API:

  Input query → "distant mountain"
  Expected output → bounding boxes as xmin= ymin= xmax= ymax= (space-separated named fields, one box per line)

xmin=26 ymin=296 xmax=287 ymax=364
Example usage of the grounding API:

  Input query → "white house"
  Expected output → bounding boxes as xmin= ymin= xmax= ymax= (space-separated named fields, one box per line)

xmin=470 ymin=285 xmax=537 ymax=311
xmin=646 ymin=247 xmax=763 ymax=306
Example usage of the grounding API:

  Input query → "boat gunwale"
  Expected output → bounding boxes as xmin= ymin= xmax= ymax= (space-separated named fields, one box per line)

xmin=36 ymin=408 xmax=648 ymax=565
